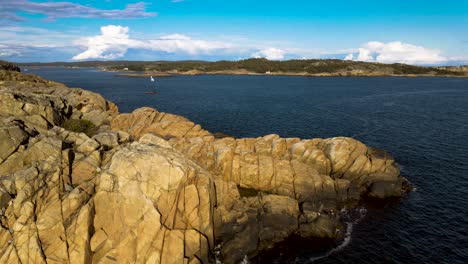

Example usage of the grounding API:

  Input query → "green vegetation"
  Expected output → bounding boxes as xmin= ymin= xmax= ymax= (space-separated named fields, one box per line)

xmin=19 ymin=59 xmax=467 ymax=76
xmin=63 ymin=118 xmax=96 ymax=136
xmin=390 ymin=63 xmax=457 ymax=75
xmin=124 ymin=65 xmax=146 ymax=71
xmin=109 ymin=59 xmax=465 ymax=75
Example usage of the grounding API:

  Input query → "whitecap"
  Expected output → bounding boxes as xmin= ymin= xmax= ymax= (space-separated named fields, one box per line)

xmin=240 ymin=255 xmax=250 ymax=264
xmin=306 ymin=208 xmax=367 ymax=263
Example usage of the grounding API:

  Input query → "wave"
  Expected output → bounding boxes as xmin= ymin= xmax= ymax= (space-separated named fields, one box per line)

xmin=306 ymin=208 xmax=367 ymax=263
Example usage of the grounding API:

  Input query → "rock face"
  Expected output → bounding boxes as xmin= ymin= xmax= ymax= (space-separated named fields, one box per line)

xmin=0 ymin=64 xmax=408 ymax=263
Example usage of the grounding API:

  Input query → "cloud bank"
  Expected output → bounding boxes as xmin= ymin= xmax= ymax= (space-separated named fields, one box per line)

xmin=345 ymin=41 xmax=447 ymax=65
xmin=71 ymin=28 xmax=459 ymax=64
xmin=72 ymin=25 xmax=293 ymax=61
xmin=0 ymin=0 xmax=156 ymax=22
xmin=1 ymin=23 xmax=464 ymax=65
xmin=72 ymin=25 xmax=233 ymax=60
xmin=252 ymin=48 xmax=286 ymax=60
xmin=0 ymin=44 xmax=21 ymax=57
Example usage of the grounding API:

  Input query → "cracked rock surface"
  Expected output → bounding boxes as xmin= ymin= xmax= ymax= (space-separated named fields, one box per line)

xmin=0 ymin=68 xmax=407 ymax=263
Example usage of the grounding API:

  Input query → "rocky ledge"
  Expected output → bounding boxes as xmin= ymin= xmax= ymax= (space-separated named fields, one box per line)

xmin=0 ymin=67 xmax=408 ymax=263
xmin=0 ymin=61 xmax=21 ymax=73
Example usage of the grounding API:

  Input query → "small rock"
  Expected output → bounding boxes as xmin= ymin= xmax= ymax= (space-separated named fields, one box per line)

xmin=117 ymin=130 xmax=130 ymax=143
xmin=65 ymin=184 xmax=74 ymax=192
xmin=139 ymin=133 xmax=172 ymax=148
xmin=76 ymin=138 xmax=100 ymax=153
xmin=74 ymin=132 xmax=91 ymax=146
xmin=71 ymin=110 xmax=83 ymax=119
xmin=93 ymin=132 xmax=119 ymax=149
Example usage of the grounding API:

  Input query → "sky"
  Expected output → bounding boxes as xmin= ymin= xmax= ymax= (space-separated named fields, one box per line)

xmin=0 ymin=0 xmax=467 ymax=65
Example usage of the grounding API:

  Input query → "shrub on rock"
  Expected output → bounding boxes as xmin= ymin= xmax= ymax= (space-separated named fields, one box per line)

xmin=63 ymin=118 xmax=96 ymax=136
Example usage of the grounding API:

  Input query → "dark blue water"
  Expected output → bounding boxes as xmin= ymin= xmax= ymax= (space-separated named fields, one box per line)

xmin=26 ymin=67 xmax=468 ymax=263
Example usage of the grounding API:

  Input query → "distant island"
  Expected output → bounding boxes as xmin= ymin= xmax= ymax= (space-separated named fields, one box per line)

xmin=18 ymin=58 xmax=468 ymax=77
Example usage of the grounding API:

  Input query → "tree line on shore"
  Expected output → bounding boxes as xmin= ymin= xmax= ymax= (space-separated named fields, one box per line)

xmin=18 ymin=59 xmax=466 ymax=76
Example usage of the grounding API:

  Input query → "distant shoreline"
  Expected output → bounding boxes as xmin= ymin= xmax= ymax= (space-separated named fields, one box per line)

xmin=18 ymin=58 xmax=468 ymax=78
xmin=20 ymin=66 xmax=468 ymax=78
xmin=112 ymin=70 xmax=468 ymax=78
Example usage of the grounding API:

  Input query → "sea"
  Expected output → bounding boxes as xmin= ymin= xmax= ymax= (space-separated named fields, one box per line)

xmin=25 ymin=67 xmax=468 ymax=264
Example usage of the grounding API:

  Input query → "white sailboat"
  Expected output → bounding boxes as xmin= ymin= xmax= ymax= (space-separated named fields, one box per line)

xmin=145 ymin=76 xmax=158 ymax=94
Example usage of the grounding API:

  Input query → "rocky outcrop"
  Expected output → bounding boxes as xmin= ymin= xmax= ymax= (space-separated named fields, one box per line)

xmin=168 ymin=135 xmax=402 ymax=200
xmin=0 ymin=61 xmax=20 ymax=72
xmin=111 ymin=107 xmax=211 ymax=139
xmin=164 ymin=135 xmax=403 ymax=260
xmin=0 ymin=64 xmax=408 ymax=263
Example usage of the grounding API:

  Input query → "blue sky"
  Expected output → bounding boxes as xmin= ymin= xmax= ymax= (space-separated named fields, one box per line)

xmin=0 ymin=0 xmax=467 ymax=65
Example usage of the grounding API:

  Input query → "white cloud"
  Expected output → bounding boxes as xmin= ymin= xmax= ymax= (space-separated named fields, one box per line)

xmin=344 ymin=53 xmax=354 ymax=60
xmin=0 ymin=1 xmax=156 ymax=22
xmin=72 ymin=25 xmax=234 ymax=60
xmin=356 ymin=47 xmax=374 ymax=62
xmin=0 ymin=42 xmax=76 ymax=61
xmin=0 ymin=26 xmax=82 ymax=50
xmin=72 ymin=25 xmax=131 ymax=60
xmin=345 ymin=41 xmax=447 ymax=65
xmin=0 ymin=43 xmax=22 ymax=57
xmin=252 ymin=48 xmax=285 ymax=60
xmin=0 ymin=45 xmax=21 ymax=57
